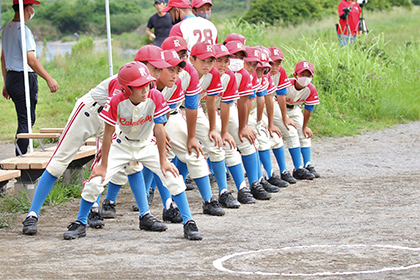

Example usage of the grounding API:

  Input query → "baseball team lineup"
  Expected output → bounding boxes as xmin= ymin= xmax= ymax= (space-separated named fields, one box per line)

xmin=21 ymin=0 xmax=321 ymax=241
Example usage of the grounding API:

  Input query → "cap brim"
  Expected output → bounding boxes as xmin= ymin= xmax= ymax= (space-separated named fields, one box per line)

xmin=296 ymin=68 xmax=314 ymax=75
xmin=258 ymin=62 xmax=271 ymax=68
xmin=149 ymin=59 xmax=172 ymax=69
xmin=215 ymin=52 xmax=233 ymax=59
xmin=161 ymin=6 xmax=172 ymax=13
xmin=167 ymin=58 xmax=186 ymax=68
xmin=195 ymin=53 xmax=215 ymax=60
xmin=130 ymin=76 xmax=156 ymax=89
xmin=244 ymin=57 xmax=260 ymax=62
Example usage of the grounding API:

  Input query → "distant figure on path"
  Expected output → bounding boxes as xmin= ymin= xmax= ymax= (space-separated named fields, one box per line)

xmin=146 ymin=0 xmax=173 ymax=47
xmin=337 ymin=0 xmax=362 ymax=47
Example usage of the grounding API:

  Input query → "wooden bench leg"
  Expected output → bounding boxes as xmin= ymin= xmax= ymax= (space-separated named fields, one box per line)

xmin=13 ymin=170 xmax=44 ymax=202
xmin=63 ymin=156 xmax=95 ymax=185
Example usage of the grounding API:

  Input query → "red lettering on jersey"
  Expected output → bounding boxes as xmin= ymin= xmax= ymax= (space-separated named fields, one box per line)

xmin=120 ymin=115 xmax=153 ymax=126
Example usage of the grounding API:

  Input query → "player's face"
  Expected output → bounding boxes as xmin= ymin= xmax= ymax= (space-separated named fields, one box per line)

xmin=130 ymin=86 xmax=149 ymax=105
xmin=256 ymin=68 xmax=265 ymax=79
xmin=244 ymin=61 xmax=258 ymax=75
xmin=295 ymin=69 xmax=313 ymax=78
xmin=215 ymin=56 xmax=230 ymax=76
xmin=270 ymin=59 xmax=282 ymax=76
xmin=190 ymin=57 xmax=215 ymax=76
xmin=154 ymin=2 xmax=166 ymax=13
xmin=177 ymin=50 xmax=188 ymax=61
xmin=233 ymin=52 xmax=245 ymax=60
xmin=159 ymin=66 xmax=183 ymax=88
xmin=146 ymin=63 xmax=163 ymax=80
xmin=195 ymin=4 xmax=212 ymax=15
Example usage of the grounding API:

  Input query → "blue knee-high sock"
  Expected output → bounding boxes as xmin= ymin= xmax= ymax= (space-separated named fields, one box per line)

xmin=153 ymin=174 xmax=172 ymax=210
xmin=289 ymin=147 xmax=303 ymax=170
xmin=256 ymin=151 xmax=263 ymax=180
xmin=172 ymin=191 xmax=193 ymax=224
xmin=175 ymin=159 xmax=189 ymax=181
xmin=207 ymin=158 xmax=214 ymax=174
xmin=127 ymin=172 xmax=150 ymax=217
xmin=258 ymin=149 xmax=273 ymax=179
xmin=28 ymin=170 xmax=57 ymax=216
xmin=193 ymin=176 xmax=212 ymax=202
xmin=143 ymin=167 xmax=156 ymax=193
xmin=272 ymin=146 xmax=288 ymax=174
xmin=77 ymin=198 xmax=94 ymax=225
xmin=241 ymin=152 xmax=259 ymax=185
xmin=211 ymin=159 xmax=228 ymax=194
xmin=228 ymin=163 xmax=246 ymax=191
xmin=105 ymin=182 xmax=122 ymax=202
xmin=301 ymin=147 xmax=312 ymax=167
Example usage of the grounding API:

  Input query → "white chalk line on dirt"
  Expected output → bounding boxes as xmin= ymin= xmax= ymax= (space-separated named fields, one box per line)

xmin=213 ymin=244 xmax=420 ymax=277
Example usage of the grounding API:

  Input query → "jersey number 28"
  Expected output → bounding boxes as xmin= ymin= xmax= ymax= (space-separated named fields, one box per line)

xmin=193 ymin=29 xmax=214 ymax=44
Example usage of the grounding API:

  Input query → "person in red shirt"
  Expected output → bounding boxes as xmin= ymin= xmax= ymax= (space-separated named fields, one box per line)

xmin=337 ymin=0 xmax=362 ymax=47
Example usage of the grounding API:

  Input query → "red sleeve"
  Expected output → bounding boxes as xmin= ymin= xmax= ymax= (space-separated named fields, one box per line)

xmin=184 ymin=64 xmax=202 ymax=96
xmin=149 ymin=89 xmax=170 ymax=118
xmin=278 ymin=67 xmax=292 ymax=90
xmin=221 ymin=70 xmax=239 ymax=102
xmin=108 ymin=77 xmax=121 ymax=98
xmin=305 ymin=83 xmax=320 ymax=106
xmin=251 ymin=72 xmax=260 ymax=92
xmin=266 ymin=74 xmax=277 ymax=95
xmin=99 ymin=93 xmax=125 ymax=126
xmin=206 ymin=67 xmax=223 ymax=96
xmin=237 ymin=69 xmax=253 ymax=97
xmin=167 ymin=79 xmax=185 ymax=105
xmin=169 ymin=23 xmax=182 ymax=37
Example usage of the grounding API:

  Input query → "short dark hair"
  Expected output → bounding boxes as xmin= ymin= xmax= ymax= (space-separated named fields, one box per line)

xmin=12 ymin=4 xmax=30 ymax=12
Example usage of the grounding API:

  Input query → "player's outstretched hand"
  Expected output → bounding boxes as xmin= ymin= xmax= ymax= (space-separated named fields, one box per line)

xmin=187 ymin=137 xmax=203 ymax=158
xmin=284 ymin=117 xmax=297 ymax=130
xmin=88 ymin=164 xmax=107 ymax=183
xmin=209 ymin=129 xmax=223 ymax=148
xmin=239 ymin=126 xmax=257 ymax=144
xmin=2 ymin=86 xmax=10 ymax=100
xmin=161 ymin=160 xmax=179 ymax=178
xmin=221 ymin=131 xmax=236 ymax=150
xmin=165 ymin=131 xmax=172 ymax=152
xmin=268 ymin=125 xmax=282 ymax=138
xmin=47 ymin=78 xmax=59 ymax=93
xmin=303 ymin=127 xmax=313 ymax=138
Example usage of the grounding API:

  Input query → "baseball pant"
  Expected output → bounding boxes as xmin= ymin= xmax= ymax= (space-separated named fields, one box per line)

xmin=227 ymin=104 xmax=258 ymax=156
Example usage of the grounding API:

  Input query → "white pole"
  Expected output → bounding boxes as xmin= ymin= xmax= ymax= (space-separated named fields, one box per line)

xmin=18 ymin=0 xmax=33 ymax=153
xmin=105 ymin=0 xmax=113 ymax=77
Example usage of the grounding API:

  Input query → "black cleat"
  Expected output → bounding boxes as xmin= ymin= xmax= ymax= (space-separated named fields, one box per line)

xmin=281 ymin=170 xmax=297 ymax=184
xmin=251 ymin=181 xmax=271 ymax=200
xmin=261 ymin=178 xmax=281 ymax=193
xmin=237 ymin=187 xmax=256 ymax=204
xmin=209 ymin=174 xmax=217 ymax=184
xmin=22 ymin=215 xmax=38 ymax=235
xmin=306 ymin=164 xmax=320 ymax=178
xmin=63 ymin=221 xmax=86 ymax=240
xmin=162 ymin=204 xmax=183 ymax=223
xmin=203 ymin=197 xmax=226 ymax=216
xmin=87 ymin=209 xmax=104 ymax=229
xmin=226 ymin=171 xmax=232 ymax=181
xmin=100 ymin=199 xmax=116 ymax=218
xmin=185 ymin=174 xmax=195 ymax=191
xmin=293 ymin=167 xmax=315 ymax=180
xmin=139 ymin=213 xmax=168 ymax=231
xmin=267 ymin=174 xmax=289 ymax=188
xmin=219 ymin=191 xmax=241 ymax=208
xmin=148 ymin=188 xmax=155 ymax=205
xmin=183 ymin=220 xmax=203 ymax=240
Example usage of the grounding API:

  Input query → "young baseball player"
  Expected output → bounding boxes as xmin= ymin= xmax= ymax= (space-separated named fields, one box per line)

xmin=273 ymin=60 xmax=320 ymax=179
xmin=165 ymin=0 xmax=218 ymax=50
xmin=63 ymin=61 xmax=203 ymax=241
xmin=191 ymin=0 xmax=212 ymax=20
xmin=160 ymin=36 xmax=226 ymax=215
xmin=223 ymin=40 xmax=271 ymax=201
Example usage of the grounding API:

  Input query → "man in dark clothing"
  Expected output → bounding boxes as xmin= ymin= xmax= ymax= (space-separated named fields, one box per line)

xmin=146 ymin=0 xmax=173 ymax=47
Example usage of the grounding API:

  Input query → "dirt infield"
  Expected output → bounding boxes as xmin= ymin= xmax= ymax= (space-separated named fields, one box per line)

xmin=1 ymin=122 xmax=420 ymax=279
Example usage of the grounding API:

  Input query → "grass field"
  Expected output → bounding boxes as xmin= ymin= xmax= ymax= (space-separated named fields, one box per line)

xmin=0 ymin=7 xmax=419 ymax=141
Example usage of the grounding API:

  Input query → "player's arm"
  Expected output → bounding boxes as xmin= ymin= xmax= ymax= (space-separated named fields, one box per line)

xmin=237 ymin=95 xmax=256 ymax=144
xmin=1 ymin=50 xmax=9 ymax=99
xmin=206 ymin=95 xmax=223 ymax=148
xmin=27 ymin=51 xmax=58 ymax=93
xmin=154 ymin=123 xmax=179 ymax=178
xmin=88 ymin=123 xmax=115 ymax=183
xmin=302 ymin=109 xmax=313 ymax=138
xmin=220 ymin=101 xmax=236 ymax=149
xmin=185 ymin=107 xmax=204 ymax=158
xmin=264 ymin=94 xmax=282 ymax=138
xmin=277 ymin=94 xmax=297 ymax=130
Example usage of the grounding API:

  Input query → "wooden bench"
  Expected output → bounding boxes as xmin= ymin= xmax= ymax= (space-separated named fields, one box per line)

xmin=39 ymin=128 xmax=64 ymax=133
xmin=15 ymin=133 xmax=61 ymax=155
xmin=0 ymin=170 xmax=21 ymax=191
xmin=0 ymin=145 xmax=96 ymax=201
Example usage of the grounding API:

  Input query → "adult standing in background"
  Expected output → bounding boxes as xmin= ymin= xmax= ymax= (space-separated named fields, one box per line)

xmin=146 ymin=0 xmax=173 ymax=47
xmin=337 ymin=0 xmax=361 ymax=47
xmin=1 ymin=0 xmax=59 ymax=156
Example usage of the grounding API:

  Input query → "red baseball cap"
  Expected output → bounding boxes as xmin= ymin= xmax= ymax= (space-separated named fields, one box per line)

xmin=192 ymin=0 xmax=213 ymax=8
xmin=257 ymin=47 xmax=272 ymax=68
xmin=134 ymin=45 xmax=171 ymax=69
xmin=161 ymin=36 xmax=189 ymax=52
xmin=295 ymin=60 xmax=315 ymax=75
xmin=13 ymin=0 xmax=40 ymax=4
xmin=268 ymin=46 xmax=284 ymax=61
xmin=162 ymin=0 xmax=191 ymax=13
xmin=190 ymin=42 xmax=216 ymax=60
xmin=213 ymin=44 xmax=233 ymax=59
xmin=163 ymin=50 xmax=186 ymax=68
xmin=244 ymin=46 xmax=261 ymax=63
xmin=224 ymin=33 xmax=246 ymax=45
xmin=225 ymin=41 xmax=248 ymax=57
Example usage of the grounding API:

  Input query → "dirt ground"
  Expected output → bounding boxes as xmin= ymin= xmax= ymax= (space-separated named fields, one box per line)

xmin=1 ymin=122 xmax=420 ymax=279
